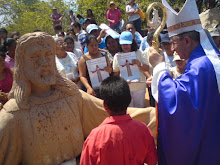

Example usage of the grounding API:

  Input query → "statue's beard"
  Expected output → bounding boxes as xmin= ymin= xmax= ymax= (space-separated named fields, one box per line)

xmin=27 ymin=67 xmax=57 ymax=87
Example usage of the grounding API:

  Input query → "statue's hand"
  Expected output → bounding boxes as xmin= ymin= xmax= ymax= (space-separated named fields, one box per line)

xmin=87 ymin=87 xmax=96 ymax=96
xmin=60 ymin=158 xmax=77 ymax=165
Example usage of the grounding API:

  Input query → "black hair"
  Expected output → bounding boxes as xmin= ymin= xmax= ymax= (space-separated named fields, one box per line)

xmin=64 ymin=35 xmax=74 ymax=43
xmin=105 ymin=35 xmax=114 ymax=50
xmin=0 ymin=51 xmax=6 ymax=59
xmin=100 ymin=76 xmax=131 ymax=112
xmin=147 ymin=30 xmax=156 ymax=45
xmin=84 ymin=18 xmax=96 ymax=25
xmin=90 ymin=19 xmax=97 ymax=25
xmin=67 ymin=28 xmax=75 ymax=34
xmin=105 ymin=35 xmax=113 ymax=45
xmin=87 ymin=9 xmax=94 ymax=17
xmin=76 ymin=14 xmax=84 ymax=20
xmin=73 ymin=22 xmax=81 ymax=29
xmin=34 ymin=29 xmax=41 ymax=32
xmin=0 ymin=45 xmax=6 ymax=53
xmin=105 ymin=35 xmax=120 ymax=53
xmin=119 ymin=39 xmax=138 ymax=52
xmin=4 ymin=38 xmax=16 ymax=47
xmin=54 ymin=24 xmax=63 ymax=30
xmin=123 ymin=21 xmax=136 ymax=31
xmin=59 ymin=31 xmax=65 ymax=35
xmin=86 ymin=35 xmax=98 ymax=45
xmin=0 ymin=28 xmax=8 ymax=34
xmin=147 ymin=30 xmax=162 ymax=46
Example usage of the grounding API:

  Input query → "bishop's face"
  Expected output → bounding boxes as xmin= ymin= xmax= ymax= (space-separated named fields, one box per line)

xmin=24 ymin=41 xmax=57 ymax=87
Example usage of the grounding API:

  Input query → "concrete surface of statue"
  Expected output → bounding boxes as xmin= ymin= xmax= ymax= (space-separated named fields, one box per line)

xmin=0 ymin=32 xmax=156 ymax=165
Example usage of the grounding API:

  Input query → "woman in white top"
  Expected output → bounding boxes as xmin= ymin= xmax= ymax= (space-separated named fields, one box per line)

xmin=55 ymin=37 xmax=80 ymax=84
xmin=126 ymin=0 xmax=142 ymax=35
xmin=64 ymin=35 xmax=83 ymax=61
xmin=113 ymin=31 xmax=149 ymax=108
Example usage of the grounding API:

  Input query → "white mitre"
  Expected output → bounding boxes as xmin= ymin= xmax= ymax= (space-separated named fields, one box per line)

xmin=162 ymin=0 xmax=202 ymax=37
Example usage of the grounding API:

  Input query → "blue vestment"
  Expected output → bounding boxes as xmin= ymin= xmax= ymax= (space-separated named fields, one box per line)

xmin=157 ymin=45 xmax=220 ymax=165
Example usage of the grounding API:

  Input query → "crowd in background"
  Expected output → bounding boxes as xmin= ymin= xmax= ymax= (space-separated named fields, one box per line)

xmin=0 ymin=0 xmax=220 ymax=164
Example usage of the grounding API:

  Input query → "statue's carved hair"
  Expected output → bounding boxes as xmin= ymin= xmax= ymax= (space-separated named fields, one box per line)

xmin=8 ymin=32 xmax=79 ymax=110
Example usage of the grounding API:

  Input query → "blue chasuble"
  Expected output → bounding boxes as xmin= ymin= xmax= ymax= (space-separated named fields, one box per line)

xmin=157 ymin=44 xmax=220 ymax=165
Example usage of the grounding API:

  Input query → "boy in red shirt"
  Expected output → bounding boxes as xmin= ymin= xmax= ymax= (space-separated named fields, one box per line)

xmin=80 ymin=76 xmax=157 ymax=165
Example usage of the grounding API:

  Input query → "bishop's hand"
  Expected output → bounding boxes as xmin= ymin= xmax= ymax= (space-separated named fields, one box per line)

xmin=149 ymin=47 xmax=164 ymax=68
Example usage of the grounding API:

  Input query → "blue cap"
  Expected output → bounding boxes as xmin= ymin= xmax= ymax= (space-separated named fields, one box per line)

xmin=86 ymin=24 xmax=99 ymax=34
xmin=119 ymin=31 xmax=133 ymax=45
xmin=160 ymin=33 xmax=170 ymax=43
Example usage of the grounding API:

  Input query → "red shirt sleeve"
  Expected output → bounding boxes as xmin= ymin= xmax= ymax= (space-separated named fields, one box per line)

xmin=106 ymin=10 xmax=110 ymax=19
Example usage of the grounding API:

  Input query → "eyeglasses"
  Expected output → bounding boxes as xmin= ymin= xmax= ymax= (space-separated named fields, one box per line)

xmin=56 ymin=42 xmax=67 ymax=47
xmin=126 ymin=27 xmax=135 ymax=31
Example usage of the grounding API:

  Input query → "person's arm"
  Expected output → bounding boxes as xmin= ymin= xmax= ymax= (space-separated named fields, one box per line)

xmin=59 ymin=13 xmax=64 ymax=21
xmin=107 ymin=19 xmax=115 ymax=23
xmin=106 ymin=10 xmax=115 ymax=23
xmin=133 ymin=4 xmax=140 ymax=15
xmin=0 ymin=90 xmax=8 ymax=102
xmin=132 ymin=59 xmax=149 ymax=72
xmin=50 ymin=15 xmax=55 ymax=22
xmin=133 ymin=7 xmax=140 ymax=14
xmin=97 ymin=30 xmax=106 ymax=44
xmin=126 ymin=6 xmax=135 ymax=16
xmin=104 ymin=53 xmax=113 ymax=74
xmin=78 ymin=56 xmax=95 ymax=96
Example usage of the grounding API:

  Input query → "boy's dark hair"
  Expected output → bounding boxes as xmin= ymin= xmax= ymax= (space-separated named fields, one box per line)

xmin=100 ymin=76 xmax=131 ymax=113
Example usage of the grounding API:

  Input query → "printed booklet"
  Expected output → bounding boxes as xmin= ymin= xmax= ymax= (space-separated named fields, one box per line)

xmin=99 ymin=23 xmax=120 ymax=39
xmin=117 ymin=51 xmax=141 ymax=82
xmin=86 ymin=57 xmax=109 ymax=89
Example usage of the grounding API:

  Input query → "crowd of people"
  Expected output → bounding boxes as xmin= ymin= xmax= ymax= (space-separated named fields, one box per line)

xmin=0 ymin=0 xmax=220 ymax=164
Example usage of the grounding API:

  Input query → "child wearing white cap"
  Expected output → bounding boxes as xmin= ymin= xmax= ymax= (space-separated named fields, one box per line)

xmin=169 ymin=52 xmax=186 ymax=79
xmin=113 ymin=31 xmax=149 ymax=108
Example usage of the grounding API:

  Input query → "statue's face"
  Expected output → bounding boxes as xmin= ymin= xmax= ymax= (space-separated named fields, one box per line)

xmin=24 ymin=41 xmax=57 ymax=87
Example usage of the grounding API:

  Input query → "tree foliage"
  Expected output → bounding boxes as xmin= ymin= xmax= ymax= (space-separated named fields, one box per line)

xmin=0 ymin=0 xmax=206 ymax=35
xmin=0 ymin=0 xmax=71 ymax=35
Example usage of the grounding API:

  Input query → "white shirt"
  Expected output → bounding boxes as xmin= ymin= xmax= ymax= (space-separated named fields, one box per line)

xmin=126 ymin=4 xmax=140 ymax=21
xmin=56 ymin=52 xmax=79 ymax=80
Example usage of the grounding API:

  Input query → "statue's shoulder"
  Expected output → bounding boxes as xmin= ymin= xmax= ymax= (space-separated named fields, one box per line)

xmin=3 ymin=99 xmax=20 ymax=112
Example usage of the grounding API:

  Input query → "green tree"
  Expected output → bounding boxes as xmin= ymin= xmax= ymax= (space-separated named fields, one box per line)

xmin=0 ymin=0 xmax=71 ymax=35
